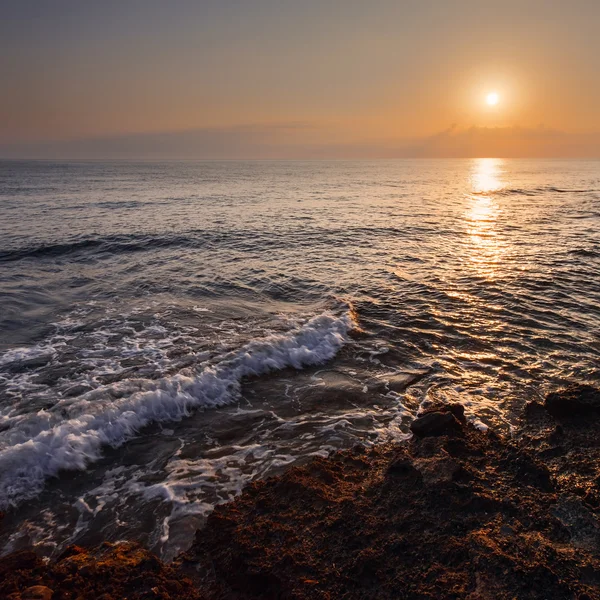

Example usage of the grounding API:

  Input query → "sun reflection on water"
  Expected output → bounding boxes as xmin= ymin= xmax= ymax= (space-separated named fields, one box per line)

xmin=465 ymin=158 xmax=505 ymax=277
xmin=471 ymin=158 xmax=503 ymax=194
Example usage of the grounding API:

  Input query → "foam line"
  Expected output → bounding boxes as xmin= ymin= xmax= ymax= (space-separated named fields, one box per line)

xmin=0 ymin=311 xmax=352 ymax=509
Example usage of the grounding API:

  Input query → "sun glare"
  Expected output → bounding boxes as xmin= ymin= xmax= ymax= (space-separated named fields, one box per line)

xmin=486 ymin=92 xmax=499 ymax=106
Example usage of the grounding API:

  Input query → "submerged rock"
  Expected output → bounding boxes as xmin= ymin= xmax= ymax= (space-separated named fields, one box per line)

xmin=545 ymin=384 xmax=600 ymax=417
xmin=410 ymin=404 xmax=465 ymax=437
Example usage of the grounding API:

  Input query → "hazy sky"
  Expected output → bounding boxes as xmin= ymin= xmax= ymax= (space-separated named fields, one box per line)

xmin=2 ymin=0 xmax=600 ymax=158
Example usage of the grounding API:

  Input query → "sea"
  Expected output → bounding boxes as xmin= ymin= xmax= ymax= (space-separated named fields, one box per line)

xmin=0 ymin=158 xmax=599 ymax=560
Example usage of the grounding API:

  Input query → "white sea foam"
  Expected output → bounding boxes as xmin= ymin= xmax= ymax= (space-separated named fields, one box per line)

xmin=0 ymin=310 xmax=352 ymax=510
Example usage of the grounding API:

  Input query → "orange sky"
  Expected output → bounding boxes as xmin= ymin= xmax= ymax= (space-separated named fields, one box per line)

xmin=2 ymin=0 xmax=600 ymax=158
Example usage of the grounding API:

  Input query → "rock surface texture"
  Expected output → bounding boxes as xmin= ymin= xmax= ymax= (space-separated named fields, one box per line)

xmin=2 ymin=385 xmax=600 ymax=599
xmin=0 ymin=542 xmax=204 ymax=600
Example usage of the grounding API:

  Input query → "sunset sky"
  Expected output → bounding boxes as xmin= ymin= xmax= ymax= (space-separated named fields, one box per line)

xmin=2 ymin=0 xmax=600 ymax=158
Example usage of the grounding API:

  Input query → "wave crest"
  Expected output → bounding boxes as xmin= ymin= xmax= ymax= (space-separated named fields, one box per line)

xmin=0 ymin=310 xmax=353 ymax=510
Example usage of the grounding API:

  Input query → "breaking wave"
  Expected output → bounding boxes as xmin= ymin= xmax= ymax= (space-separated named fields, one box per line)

xmin=0 ymin=310 xmax=353 ymax=509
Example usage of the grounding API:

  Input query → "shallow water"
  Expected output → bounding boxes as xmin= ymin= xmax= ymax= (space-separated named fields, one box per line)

xmin=0 ymin=158 xmax=599 ymax=559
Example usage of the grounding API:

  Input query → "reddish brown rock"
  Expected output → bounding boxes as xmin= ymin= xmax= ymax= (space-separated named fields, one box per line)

xmin=3 ymin=389 xmax=600 ymax=599
xmin=409 ymin=403 xmax=467 ymax=438
xmin=22 ymin=586 xmax=53 ymax=600
xmin=181 ymin=393 xmax=600 ymax=599
xmin=0 ymin=542 xmax=204 ymax=600
xmin=545 ymin=384 xmax=600 ymax=418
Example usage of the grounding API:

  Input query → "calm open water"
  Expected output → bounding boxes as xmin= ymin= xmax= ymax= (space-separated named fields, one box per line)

xmin=0 ymin=159 xmax=599 ymax=559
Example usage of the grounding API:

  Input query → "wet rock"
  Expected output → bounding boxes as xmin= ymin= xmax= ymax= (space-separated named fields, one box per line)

xmin=538 ymin=445 xmax=566 ymax=459
xmin=22 ymin=586 xmax=53 ymax=600
xmin=512 ymin=455 xmax=554 ymax=492
xmin=386 ymin=370 xmax=429 ymax=392
xmin=386 ymin=455 xmax=422 ymax=483
xmin=545 ymin=385 xmax=600 ymax=418
xmin=0 ymin=550 xmax=39 ymax=576
xmin=523 ymin=400 xmax=548 ymax=421
xmin=0 ymin=543 xmax=204 ymax=600
xmin=413 ymin=456 xmax=461 ymax=485
xmin=412 ymin=434 xmax=447 ymax=458
xmin=552 ymin=495 xmax=600 ymax=550
xmin=447 ymin=402 xmax=467 ymax=422
xmin=410 ymin=410 xmax=461 ymax=437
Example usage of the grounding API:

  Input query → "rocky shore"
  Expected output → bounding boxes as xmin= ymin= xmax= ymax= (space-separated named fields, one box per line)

xmin=2 ymin=385 xmax=600 ymax=599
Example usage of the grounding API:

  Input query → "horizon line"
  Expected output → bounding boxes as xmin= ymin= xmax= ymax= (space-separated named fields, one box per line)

xmin=2 ymin=156 xmax=600 ymax=162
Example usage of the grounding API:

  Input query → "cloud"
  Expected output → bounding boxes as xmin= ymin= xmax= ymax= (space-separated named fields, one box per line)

xmin=0 ymin=123 xmax=320 ymax=160
xmin=404 ymin=125 xmax=600 ymax=158
xmin=1 ymin=124 xmax=599 ymax=159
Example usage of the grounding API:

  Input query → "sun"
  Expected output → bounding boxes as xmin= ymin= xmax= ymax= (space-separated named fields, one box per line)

xmin=486 ymin=92 xmax=499 ymax=106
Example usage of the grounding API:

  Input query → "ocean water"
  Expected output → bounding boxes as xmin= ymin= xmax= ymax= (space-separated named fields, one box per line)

xmin=0 ymin=158 xmax=599 ymax=559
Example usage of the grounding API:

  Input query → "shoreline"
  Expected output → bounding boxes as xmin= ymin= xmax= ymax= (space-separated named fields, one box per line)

xmin=2 ymin=385 xmax=600 ymax=599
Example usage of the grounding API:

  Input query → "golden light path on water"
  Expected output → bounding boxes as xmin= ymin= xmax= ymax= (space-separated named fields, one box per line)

xmin=465 ymin=158 xmax=506 ymax=279
xmin=436 ymin=158 xmax=518 ymax=431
